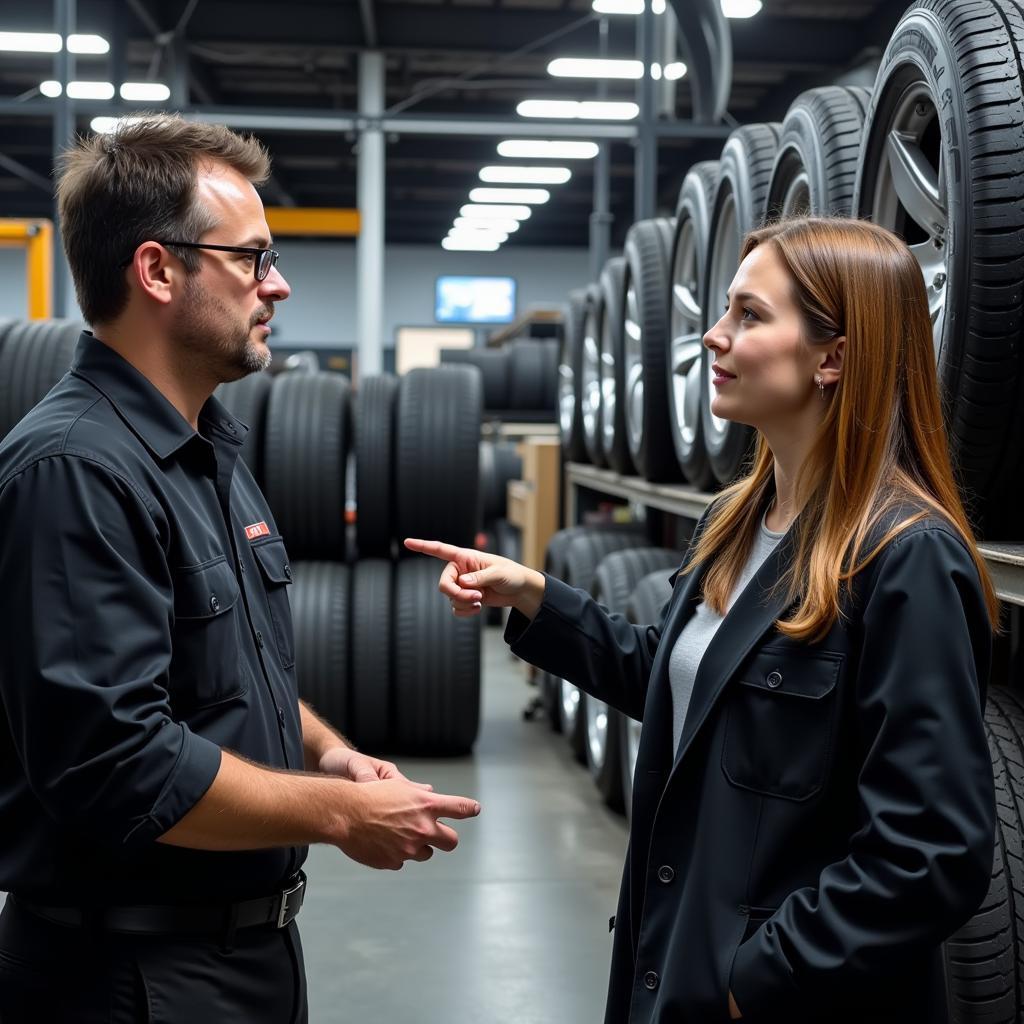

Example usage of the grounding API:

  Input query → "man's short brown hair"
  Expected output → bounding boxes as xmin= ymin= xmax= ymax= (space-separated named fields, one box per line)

xmin=56 ymin=114 xmax=271 ymax=325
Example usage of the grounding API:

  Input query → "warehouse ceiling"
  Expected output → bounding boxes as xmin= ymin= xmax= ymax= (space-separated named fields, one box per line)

xmin=0 ymin=0 xmax=904 ymax=247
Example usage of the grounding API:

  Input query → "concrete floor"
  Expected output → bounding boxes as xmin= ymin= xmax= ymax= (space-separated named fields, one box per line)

xmin=301 ymin=625 xmax=629 ymax=1023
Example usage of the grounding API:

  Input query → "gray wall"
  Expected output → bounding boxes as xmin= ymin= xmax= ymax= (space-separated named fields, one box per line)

xmin=0 ymin=242 xmax=591 ymax=347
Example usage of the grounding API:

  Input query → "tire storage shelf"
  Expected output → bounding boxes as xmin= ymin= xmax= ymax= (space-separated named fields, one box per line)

xmin=565 ymin=462 xmax=1024 ymax=608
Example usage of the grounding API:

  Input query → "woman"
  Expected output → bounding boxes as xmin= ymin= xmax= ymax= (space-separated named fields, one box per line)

xmin=406 ymin=217 xmax=998 ymax=1023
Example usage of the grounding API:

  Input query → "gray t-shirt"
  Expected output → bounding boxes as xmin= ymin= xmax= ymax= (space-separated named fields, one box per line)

xmin=668 ymin=513 xmax=786 ymax=752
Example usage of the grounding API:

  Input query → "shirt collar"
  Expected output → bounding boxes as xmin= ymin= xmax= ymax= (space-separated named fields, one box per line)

xmin=71 ymin=331 xmax=246 ymax=461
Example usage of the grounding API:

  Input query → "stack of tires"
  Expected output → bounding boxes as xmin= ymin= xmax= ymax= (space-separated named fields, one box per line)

xmin=0 ymin=319 xmax=85 ymax=438
xmin=441 ymin=339 xmax=558 ymax=420
xmin=285 ymin=365 xmax=484 ymax=755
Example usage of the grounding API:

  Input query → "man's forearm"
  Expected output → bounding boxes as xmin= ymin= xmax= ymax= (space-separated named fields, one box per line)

xmin=158 ymin=748 xmax=356 ymax=850
xmin=299 ymin=699 xmax=350 ymax=770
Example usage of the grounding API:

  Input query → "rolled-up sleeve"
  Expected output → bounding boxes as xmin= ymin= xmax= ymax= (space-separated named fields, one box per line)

xmin=0 ymin=454 xmax=221 ymax=848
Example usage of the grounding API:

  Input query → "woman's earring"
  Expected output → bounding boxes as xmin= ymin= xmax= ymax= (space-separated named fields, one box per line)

xmin=815 ymin=374 xmax=825 ymax=398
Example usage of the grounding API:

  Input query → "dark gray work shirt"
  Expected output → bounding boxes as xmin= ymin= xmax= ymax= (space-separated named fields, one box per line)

xmin=0 ymin=332 xmax=305 ymax=905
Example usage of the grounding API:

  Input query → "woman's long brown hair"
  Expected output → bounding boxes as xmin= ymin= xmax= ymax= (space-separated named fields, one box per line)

xmin=684 ymin=217 xmax=1000 ymax=641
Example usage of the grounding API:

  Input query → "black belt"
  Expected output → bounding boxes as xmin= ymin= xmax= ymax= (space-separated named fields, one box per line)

xmin=13 ymin=871 xmax=306 ymax=936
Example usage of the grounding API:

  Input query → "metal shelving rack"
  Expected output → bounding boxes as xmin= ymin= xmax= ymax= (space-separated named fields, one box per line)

xmin=565 ymin=462 xmax=1024 ymax=609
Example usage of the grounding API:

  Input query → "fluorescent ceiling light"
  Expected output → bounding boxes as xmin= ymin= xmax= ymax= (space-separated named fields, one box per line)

xmin=67 ymin=34 xmax=109 ymax=54
xmin=120 ymin=82 xmax=170 ymax=101
xmin=448 ymin=229 xmax=509 ymax=244
xmin=454 ymin=217 xmax=520 ymax=233
xmin=0 ymin=32 xmax=61 ymax=52
xmin=470 ymin=187 xmax=550 ymax=204
xmin=548 ymin=58 xmax=643 ymax=80
xmin=442 ymin=237 xmax=501 ymax=252
xmin=460 ymin=204 xmax=532 ymax=220
xmin=517 ymin=99 xmax=638 ymax=120
xmin=664 ymin=61 xmax=687 ymax=80
xmin=90 ymin=115 xmax=148 ymax=134
xmin=591 ymin=0 xmax=664 ymax=13
xmin=721 ymin=0 xmax=762 ymax=16
xmin=39 ymin=80 xmax=62 ymax=98
xmin=480 ymin=165 xmax=571 ymax=185
xmin=43 ymin=80 xmax=116 ymax=100
xmin=497 ymin=140 xmax=599 ymax=160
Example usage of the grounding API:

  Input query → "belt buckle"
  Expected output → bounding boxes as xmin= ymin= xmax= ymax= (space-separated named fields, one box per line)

xmin=275 ymin=874 xmax=306 ymax=929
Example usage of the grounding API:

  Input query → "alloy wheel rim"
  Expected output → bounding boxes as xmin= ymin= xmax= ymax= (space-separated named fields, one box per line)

xmin=560 ymin=679 xmax=580 ymax=732
xmin=705 ymin=192 xmax=739 ymax=449
xmin=624 ymin=276 xmax=645 ymax=453
xmin=586 ymin=697 xmax=610 ymax=769
xmin=670 ymin=217 xmax=705 ymax=454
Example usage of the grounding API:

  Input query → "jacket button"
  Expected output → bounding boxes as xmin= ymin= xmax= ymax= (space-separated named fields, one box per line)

xmin=277 ymin=707 xmax=286 ymax=727
xmin=643 ymin=971 xmax=659 ymax=991
xmin=255 ymin=630 xmax=264 ymax=649
xmin=766 ymin=670 xmax=783 ymax=688
xmin=284 ymin=564 xmax=292 ymax=581
xmin=657 ymin=865 xmax=674 ymax=884
xmin=209 ymin=594 xmax=220 ymax=612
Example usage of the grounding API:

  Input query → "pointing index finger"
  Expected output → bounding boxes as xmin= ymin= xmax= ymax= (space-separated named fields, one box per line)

xmin=403 ymin=538 xmax=469 ymax=564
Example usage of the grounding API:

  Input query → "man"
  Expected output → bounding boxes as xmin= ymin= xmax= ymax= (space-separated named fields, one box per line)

xmin=0 ymin=114 xmax=479 ymax=1023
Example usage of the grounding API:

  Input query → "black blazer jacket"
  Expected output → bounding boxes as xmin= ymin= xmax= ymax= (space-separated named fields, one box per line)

xmin=505 ymin=512 xmax=994 ymax=1024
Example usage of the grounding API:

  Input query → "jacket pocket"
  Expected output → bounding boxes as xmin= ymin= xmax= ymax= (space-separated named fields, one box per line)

xmin=170 ymin=557 xmax=247 ymax=709
xmin=251 ymin=536 xmax=296 ymax=669
xmin=722 ymin=647 xmax=842 ymax=801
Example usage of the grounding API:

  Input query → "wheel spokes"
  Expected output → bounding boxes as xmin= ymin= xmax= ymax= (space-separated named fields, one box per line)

xmin=673 ymin=281 xmax=701 ymax=323
xmin=887 ymin=129 xmax=947 ymax=238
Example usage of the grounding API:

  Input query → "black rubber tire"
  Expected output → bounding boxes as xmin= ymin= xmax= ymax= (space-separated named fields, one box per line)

xmin=669 ymin=162 xmax=718 ymax=490
xmin=598 ymin=256 xmax=634 ymax=475
xmin=702 ymin=123 xmax=781 ymax=485
xmin=290 ymin=561 xmax=350 ymax=732
xmin=540 ymin=338 xmax=559 ymax=415
xmin=621 ymin=569 xmax=675 ymax=820
xmin=560 ymin=289 xmax=589 ymax=462
xmin=439 ymin=348 xmax=473 ymax=365
xmin=354 ymin=374 xmax=398 ymax=558
xmin=479 ymin=441 xmax=522 ymax=525
xmin=0 ymin=318 xmax=18 ymax=355
xmin=0 ymin=319 xmax=82 ymax=438
xmin=852 ymin=0 xmax=1024 ymax=539
xmin=263 ymin=371 xmax=351 ymax=559
xmin=350 ymin=559 xmax=393 ymax=750
xmin=561 ymin=529 xmax=650 ymax=762
xmin=468 ymin=349 xmax=510 ymax=411
xmin=623 ymin=218 xmax=680 ymax=483
xmin=588 ymin=547 xmax=682 ymax=811
xmin=580 ymin=282 xmax=607 ymax=467
xmin=394 ymin=556 xmax=481 ymax=754
xmin=943 ymin=686 xmax=1024 ymax=1023
xmin=214 ymin=372 xmax=273 ymax=484
xmin=767 ymin=85 xmax=871 ymax=219
xmin=507 ymin=340 xmax=547 ymax=411
xmin=396 ymin=365 xmax=482 ymax=551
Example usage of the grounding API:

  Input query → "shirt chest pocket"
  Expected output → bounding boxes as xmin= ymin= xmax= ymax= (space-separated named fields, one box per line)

xmin=722 ymin=648 xmax=843 ymax=801
xmin=250 ymin=536 xmax=295 ymax=669
xmin=171 ymin=557 xmax=246 ymax=710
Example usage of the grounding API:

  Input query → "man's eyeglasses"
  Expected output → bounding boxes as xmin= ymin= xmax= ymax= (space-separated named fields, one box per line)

xmin=120 ymin=241 xmax=280 ymax=281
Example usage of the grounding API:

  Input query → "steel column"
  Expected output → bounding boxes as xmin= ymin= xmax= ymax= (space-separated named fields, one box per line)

xmin=634 ymin=0 xmax=658 ymax=222
xmin=356 ymin=51 xmax=385 ymax=380
xmin=589 ymin=16 xmax=613 ymax=280
xmin=52 ymin=0 xmax=76 ymax=318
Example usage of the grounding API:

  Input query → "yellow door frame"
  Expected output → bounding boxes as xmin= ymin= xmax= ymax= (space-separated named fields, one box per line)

xmin=0 ymin=219 xmax=53 ymax=320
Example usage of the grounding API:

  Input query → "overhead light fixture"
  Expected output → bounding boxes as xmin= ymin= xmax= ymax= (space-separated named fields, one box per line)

xmin=90 ymin=115 xmax=147 ymax=134
xmin=664 ymin=61 xmax=687 ymax=80
xmin=0 ymin=32 xmax=109 ymax=53
xmin=721 ymin=0 xmax=762 ymax=16
xmin=460 ymin=204 xmax=532 ymax=220
xmin=41 ymin=80 xmax=116 ymax=100
xmin=497 ymin=140 xmax=599 ymax=160
xmin=442 ymin=237 xmax=501 ymax=252
xmin=470 ymin=187 xmax=550 ymax=204
xmin=449 ymin=229 xmax=509 ymax=245
xmin=68 ymin=34 xmax=110 ymax=54
xmin=119 ymin=82 xmax=170 ymax=101
xmin=480 ymin=165 xmax=571 ymax=185
xmin=548 ymin=58 xmax=644 ymax=80
xmin=591 ymin=0 xmax=665 ymax=13
xmin=516 ymin=99 xmax=638 ymax=120
xmin=454 ymin=217 xmax=520 ymax=233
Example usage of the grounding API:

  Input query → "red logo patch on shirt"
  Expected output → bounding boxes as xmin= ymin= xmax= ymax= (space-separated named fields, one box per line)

xmin=244 ymin=521 xmax=270 ymax=541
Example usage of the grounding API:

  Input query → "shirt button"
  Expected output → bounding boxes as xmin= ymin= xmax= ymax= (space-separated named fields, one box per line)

xmin=255 ymin=630 xmax=264 ymax=649
xmin=643 ymin=971 xmax=659 ymax=991
xmin=209 ymin=595 xmax=220 ymax=613
xmin=657 ymin=865 xmax=674 ymax=884
xmin=766 ymin=670 xmax=783 ymax=688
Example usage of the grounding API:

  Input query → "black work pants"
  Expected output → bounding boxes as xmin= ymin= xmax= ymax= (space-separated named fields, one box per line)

xmin=0 ymin=895 xmax=308 ymax=1023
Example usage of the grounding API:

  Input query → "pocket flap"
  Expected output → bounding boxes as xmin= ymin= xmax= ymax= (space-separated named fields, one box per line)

xmin=173 ymin=558 xmax=241 ymax=620
xmin=251 ymin=537 xmax=293 ymax=586
xmin=737 ymin=648 xmax=842 ymax=700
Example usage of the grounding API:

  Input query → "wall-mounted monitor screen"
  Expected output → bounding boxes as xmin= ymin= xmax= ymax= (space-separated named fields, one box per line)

xmin=435 ymin=276 xmax=516 ymax=324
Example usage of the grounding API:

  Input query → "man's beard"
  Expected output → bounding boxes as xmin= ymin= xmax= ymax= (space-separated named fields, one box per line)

xmin=175 ymin=274 xmax=273 ymax=382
